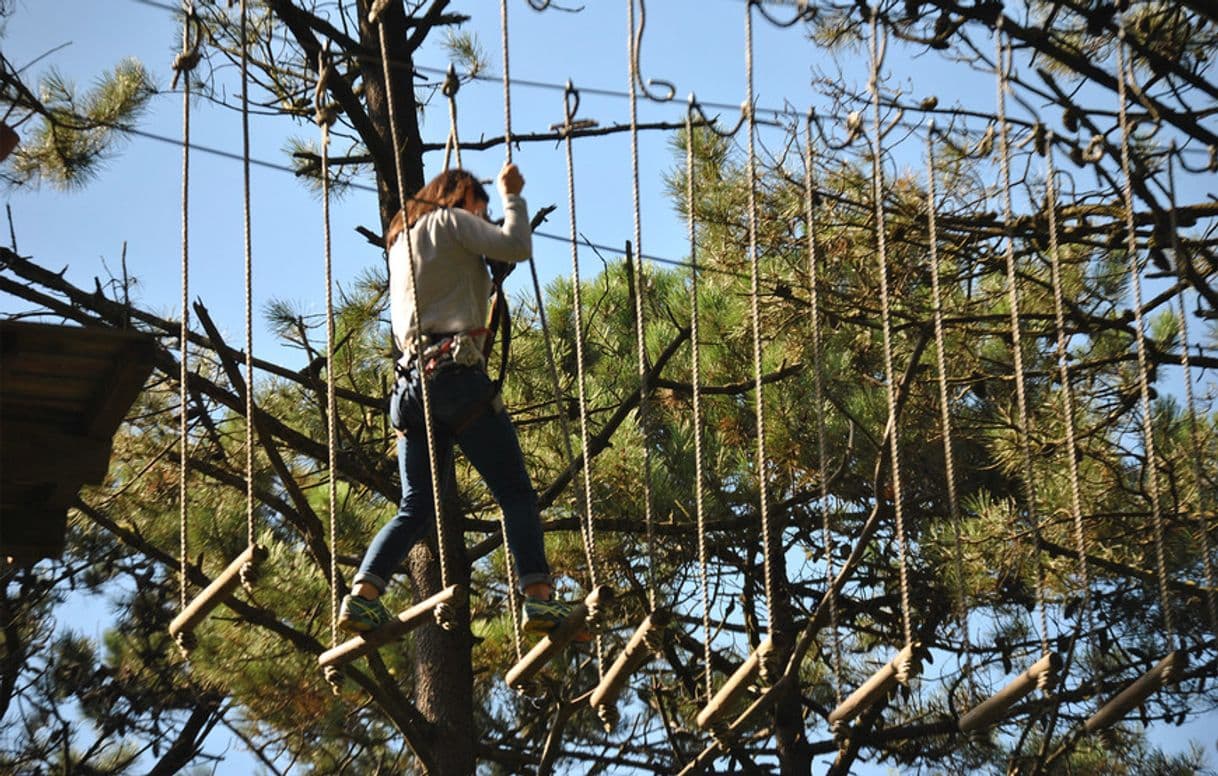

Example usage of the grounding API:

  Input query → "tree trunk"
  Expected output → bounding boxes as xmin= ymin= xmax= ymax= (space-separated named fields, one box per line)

xmin=408 ymin=530 xmax=475 ymax=775
xmin=768 ymin=518 xmax=812 ymax=774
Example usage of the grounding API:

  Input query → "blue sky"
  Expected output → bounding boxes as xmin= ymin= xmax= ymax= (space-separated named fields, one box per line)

xmin=4 ymin=1 xmax=1215 ymax=773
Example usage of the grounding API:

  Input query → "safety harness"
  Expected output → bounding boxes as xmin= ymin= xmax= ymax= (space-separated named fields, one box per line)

xmin=415 ymin=327 xmax=489 ymax=379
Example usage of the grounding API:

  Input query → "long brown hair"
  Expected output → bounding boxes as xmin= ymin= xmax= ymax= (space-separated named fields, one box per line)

xmin=384 ymin=169 xmax=489 ymax=248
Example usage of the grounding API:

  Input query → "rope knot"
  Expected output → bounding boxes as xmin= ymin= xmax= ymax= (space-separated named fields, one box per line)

xmin=442 ymin=64 xmax=461 ymax=98
xmin=845 ymin=111 xmax=864 ymax=144
xmin=1036 ymin=661 xmax=1057 ymax=693
xmin=1032 ymin=122 xmax=1049 ymax=157
xmin=315 ymin=105 xmax=337 ymax=128
xmin=895 ymin=653 xmax=917 ymax=685
xmin=175 ymin=630 xmax=197 ymax=657
xmin=831 ymin=719 xmax=849 ymax=742
xmin=1083 ymin=134 xmax=1105 ymax=162
xmin=584 ymin=599 xmax=605 ymax=633
xmin=596 ymin=703 xmax=620 ymax=732
xmin=433 ymin=601 xmax=459 ymax=631
xmin=758 ymin=648 xmax=781 ymax=686
xmin=172 ymin=47 xmax=202 ymax=74
xmin=643 ymin=626 xmax=665 ymax=655
xmin=239 ymin=560 xmax=261 ymax=594
xmin=314 ymin=50 xmax=338 ymax=129
xmin=323 ymin=664 xmax=344 ymax=695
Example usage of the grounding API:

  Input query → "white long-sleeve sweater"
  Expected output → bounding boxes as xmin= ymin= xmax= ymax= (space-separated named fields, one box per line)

xmin=389 ymin=193 xmax=531 ymax=365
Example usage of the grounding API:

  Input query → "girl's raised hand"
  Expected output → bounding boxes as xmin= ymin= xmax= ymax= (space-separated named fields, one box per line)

xmin=498 ymin=163 xmax=524 ymax=196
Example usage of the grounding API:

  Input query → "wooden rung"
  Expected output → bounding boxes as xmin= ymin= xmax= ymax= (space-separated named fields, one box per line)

xmin=589 ymin=608 xmax=671 ymax=712
xmin=958 ymin=652 xmax=1061 ymax=732
xmin=168 ymin=543 xmax=267 ymax=641
xmin=318 ymin=584 xmax=467 ymax=669
xmin=505 ymin=585 xmax=614 ymax=690
xmin=676 ymin=676 xmax=794 ymax=776
xmin=1084 ymin=650 xmax=1185 ymax=733
xmin=828 ymin=641 xmax=920 ymax=726
xmin=695 ymin=635 xmax=775 ymax=730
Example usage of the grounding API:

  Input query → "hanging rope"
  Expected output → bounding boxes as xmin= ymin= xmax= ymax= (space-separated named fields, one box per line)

xmin=626 ymin=0 xmax=659 ymax=612
xmin=239 ymin=0 xmax=258 ymax=555
xmin=924 ymin=123 xmax=972 ymax=698
xmin=1115 ymin=22 xmax=1176 ymax=649
xmin=686 ymin=98 xmax=714 ymax=705
xmin=560 ymin=83 xmax=606 ymax=674
xmin=994 ymin=22 xmax=1050 ymax=660
xmin=375 ymin=14 xmax=456 ymax=629
xmin=500 ymin=0 xmax=513 ymax=164
xmin=441 ymin=65 xmax=462 ymax=171
xmin=868 ymin=7 xmax=914 ymax=653
xmin=1043 ymin=132 xmax=1094 ymax=638
xmin=176 ymin=0 xmax=196 ymax=626
xmin=315 ymin=49 xmax=342 ymax=681
xmin=804 ymin=110 xmax=843 ymax=705
xmin=744 ymin=0 xmax=777 ymax=649
xmin=1165 ymin=143 xmax=1218 ymax=636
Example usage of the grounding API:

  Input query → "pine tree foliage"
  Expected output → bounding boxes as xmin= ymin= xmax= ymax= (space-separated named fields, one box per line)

xmin=5 ymin=58 xmax=154 ymax=190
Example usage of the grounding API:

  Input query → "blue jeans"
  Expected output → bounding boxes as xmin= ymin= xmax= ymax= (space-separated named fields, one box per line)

xmin=353 ymin=364 xmax=552 ymax=594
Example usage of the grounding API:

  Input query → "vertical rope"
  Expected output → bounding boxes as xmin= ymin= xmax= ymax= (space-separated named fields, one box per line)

xmin=1115 ymin=23 xmax=1175 ymax=646
xmin=744 ymin=0 xmax=777 ymax=644
xmin=561 ymin=87 xmax=605 ymax=675
xmin=806 ymin=112 xmax=842 ymax=703
xmin=316 ymin=54 xmax=339 ymax=652
xmin=499 ymin=0 xmax=513 ymax=164
xmin=925 ymin=124 xmax=972 ymax=696
xmin=626 ymin=0 xmax=658 ymax=610
xmin=442 ymin=65 xmax=462 ymax=171
xmin=1043 ymin=134 xmax=1094 ymax=633
xmin=240 ymin=0 xmax=256 ymax=550
xmin=994 ymin=23 xmax=1050 ymax=659
xmin=177 ymin=2 xmax=193 ymax=618
xmin=686 ymin=100 xmax=714 ymax=703
xmin=493 ymin=3 xmax=523 ymax=660
xmin=868 ymin=7 xmax=913 ymax=649
xmin=1165 ymin=145 xmax=1218 ymax=636
xmin=377 ymin=20 xmax=451 ymax=592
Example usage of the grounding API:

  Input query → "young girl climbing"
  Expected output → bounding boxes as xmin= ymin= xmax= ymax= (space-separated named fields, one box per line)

xmin=339 ymin=163 xmax=573 ymax=636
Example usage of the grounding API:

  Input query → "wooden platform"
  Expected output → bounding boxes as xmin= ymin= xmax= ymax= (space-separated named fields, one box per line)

xmin=1 ymin=320 xmax=156 ymax=563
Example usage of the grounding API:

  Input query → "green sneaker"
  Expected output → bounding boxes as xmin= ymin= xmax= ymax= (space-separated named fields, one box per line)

xmin=522 ymin=597 xmax=591 ymax=642
xmin=338 ymin=594 xmax=392 ymax=634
